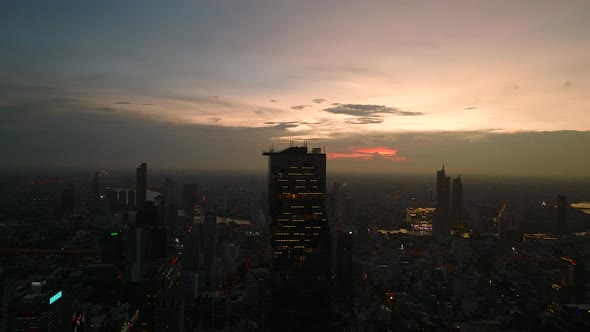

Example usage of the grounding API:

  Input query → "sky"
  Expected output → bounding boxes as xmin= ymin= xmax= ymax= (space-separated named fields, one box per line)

xmin=1 ymin=1 xmax=589 ymax=177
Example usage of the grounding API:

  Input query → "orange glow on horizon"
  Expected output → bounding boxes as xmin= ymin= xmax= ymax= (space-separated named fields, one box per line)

xmin=327 ymin=147 xmax=407 ymax=161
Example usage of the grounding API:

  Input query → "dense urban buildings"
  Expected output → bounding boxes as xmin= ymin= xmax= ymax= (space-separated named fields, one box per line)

xmin=1 ymin=152 xmax=589 ymax=331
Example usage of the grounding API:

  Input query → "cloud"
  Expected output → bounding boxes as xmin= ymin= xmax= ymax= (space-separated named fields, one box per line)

xmin=270 ymin=99 xmax=278 ymax=102
xmin=344 ymin=117 xmax=384 ymax=125
xmin=323 ymin=104 xmax=423 ymax=117
xmin=312 ymin=98 xmax=327 ymax=104
xmin=290 ymin=104 xmax=310 ymax=110
xmin=465 ymin=106 xmax=478 ymax=110
xmin=264 ymin=121 xmax=316 ymax=131
xmin=93 ymin=107 xmax=116 ymax=113
xmin=253 ymin=110 xmax=265 ymax=115
xmin=327 ymin=147 xmax=407 ymax=161
xmin=115 ymin=101 xmax=156 ymax=106
xmin=563 ymin=81 xmax=573 ymax=88
xmin=330 ymin=103 xmax=341 ymax=106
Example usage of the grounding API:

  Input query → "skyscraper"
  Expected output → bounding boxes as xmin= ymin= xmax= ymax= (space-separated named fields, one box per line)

xmin=452 ymin=175 xmax=463 ymax=224
xmin=263 ymin=145 xmax=330 ymax=269
xmin=263 ymin=144 xmax=332 ymax=330
xmin=436 ymin=165 xmax=451 ymax=211
xmin=136 ymin=163 xmax=147 ymax=211
xmin=433 ymin=165 xmax=451 ymax=238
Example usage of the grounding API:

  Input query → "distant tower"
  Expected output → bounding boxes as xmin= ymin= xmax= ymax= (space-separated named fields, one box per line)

xmin=136 ymin=163 xmax=147 ymax=211
xmin=436 ymin=165 xmax=451 ymax=211
xmin=433 ymin=165 xmax=451 ymax=238
xmin=452 ymin=175 xmax=463 ymax=224
xmin=91 ymin=171 xmax=100 ymax=202
xmin=557 ymin=194 xmax=568 ymax=235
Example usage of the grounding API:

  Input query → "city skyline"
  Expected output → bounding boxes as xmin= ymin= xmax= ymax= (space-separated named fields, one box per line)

xmin=1 ymin=1 xmax=590 ymax=177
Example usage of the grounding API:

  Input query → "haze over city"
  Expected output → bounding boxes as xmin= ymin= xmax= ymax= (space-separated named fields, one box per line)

xmin=1 ymin=1 xmax=590 ymax=176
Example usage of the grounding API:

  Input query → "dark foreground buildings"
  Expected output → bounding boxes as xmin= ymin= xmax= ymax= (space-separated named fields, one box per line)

xmin=263 ymin=144 xmax=332 ymax=331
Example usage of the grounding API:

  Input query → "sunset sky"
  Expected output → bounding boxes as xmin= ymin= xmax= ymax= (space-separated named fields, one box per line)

xmin=1 ymin=1 xmax=589 ymax=177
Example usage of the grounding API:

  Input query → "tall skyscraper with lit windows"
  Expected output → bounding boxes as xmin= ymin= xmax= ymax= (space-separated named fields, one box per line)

xmin=263 ymin=145 xmax=330 ymax=269
xmin=263 ymin=144 xmax=332 ymax=330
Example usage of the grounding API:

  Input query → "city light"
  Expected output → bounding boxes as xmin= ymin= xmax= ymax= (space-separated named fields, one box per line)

xmin=49 ymin=291 xmax=62 ymax=305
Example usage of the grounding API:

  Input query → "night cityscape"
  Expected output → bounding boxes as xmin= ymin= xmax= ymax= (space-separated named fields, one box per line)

xmin=1 ymin=1 xmax=590 ymax=331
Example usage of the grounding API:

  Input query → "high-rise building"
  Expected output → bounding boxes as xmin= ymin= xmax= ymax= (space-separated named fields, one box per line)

xmin=263 ymin=145 xmax=330 ymax=269
xmin=263 ymin=144 xmax=332 ymax=330
xmin=452 ymin=175 xmax=463 ymax=224
xmin=136 ymin=162 xmax=147 ymax=211
xmin=433 ymin=165 xmax=451 ymax=238
xmin=436 ymin=165 xmax=451 ymax=211
xmin=557 ymin=194 xmax=568 ymax=235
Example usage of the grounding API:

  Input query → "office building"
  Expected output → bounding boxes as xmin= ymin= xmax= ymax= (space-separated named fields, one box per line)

xmin=136 ymin=162 xmax=147 ymax=211
xmin=436 ymin=165 xmax=451 ymax=211
xmin=263 ymin=145 xmax=330 ymax=269
xmin=263 ymin=144 xmax=332 ymax=330
xmin=433 ymin=165 xmax=451 ymax=238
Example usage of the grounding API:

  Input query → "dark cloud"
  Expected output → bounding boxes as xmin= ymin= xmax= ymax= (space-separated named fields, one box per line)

xmin=465 ymin=106 xmax=478 ymax=110
xmin=330 ymin=103 xmax=341 ymax=106
xmin=115 ymin=101 xmax=156 ymax=106
xmin=290 ymin=105 xmax=310 ymax=110
xmin=93 ymin=107 xmax=116 ymax=113
xmin=563 ymin=81 xmax=573 ymax=88
xmin=323 ymin=104 xmax=423 ymax=117
xmin=270 ymin=99 xmax=278 ymax=102
xmin=344 ymin=117 xmax=384 ymax=125
xmin=264 ymin=121 xmax=316 ymax=131
xmin=253 ymin=110 xmax=265 ymax=115
xmin=312 ymin=98 xmax=327 ymax=104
